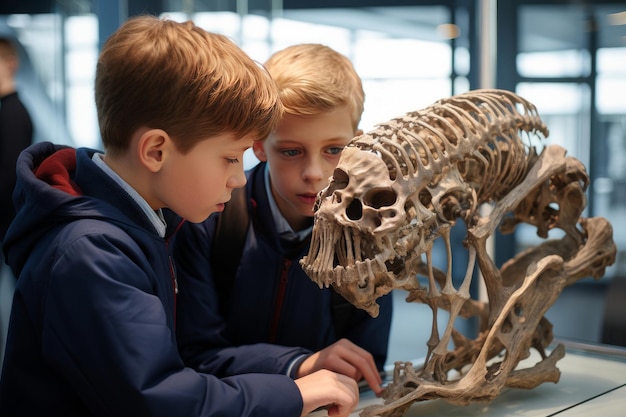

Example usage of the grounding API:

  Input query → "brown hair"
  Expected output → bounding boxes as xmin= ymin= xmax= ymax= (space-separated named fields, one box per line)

xmin=264 ymin=43 xmax=364 ymax=130
xmin=95 ymin=15 xmax=282 ymax=155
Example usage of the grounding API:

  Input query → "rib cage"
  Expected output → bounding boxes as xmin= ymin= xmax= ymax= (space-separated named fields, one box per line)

xmin=352 ymin=89 xmax=547 ymax=212
xmin=300 ymin=89 xmax=616 ymax=417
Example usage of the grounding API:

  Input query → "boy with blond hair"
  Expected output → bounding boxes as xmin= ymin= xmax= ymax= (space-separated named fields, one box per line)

xmin=174 ymin=44 xmax=393 ymax=393
xmin=0 ymin=17 xmax=359 ymax=417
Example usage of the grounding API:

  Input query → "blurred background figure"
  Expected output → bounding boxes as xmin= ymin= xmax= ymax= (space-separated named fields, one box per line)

xmin=0 ymin=35 xmax=33 ymax=368
xmin=0 ymin=36 xmax=33 ymax=243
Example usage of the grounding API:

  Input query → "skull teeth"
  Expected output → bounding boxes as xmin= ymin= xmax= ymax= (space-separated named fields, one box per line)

xmin=329 ymin=257 xmax=386 ymax=288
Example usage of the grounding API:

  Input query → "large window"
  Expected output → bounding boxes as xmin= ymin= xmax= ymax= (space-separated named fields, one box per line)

xmin=510 ymin=4 xmax=626 ymax=281
xmin=500 ymin=1 xmax=626 ymax=344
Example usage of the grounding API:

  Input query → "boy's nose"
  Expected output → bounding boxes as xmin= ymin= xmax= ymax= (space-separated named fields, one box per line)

xmin=302 ymin=158 xmax=324 ymax=182
xmin=228 ymin=170 xmax=247 ymax=189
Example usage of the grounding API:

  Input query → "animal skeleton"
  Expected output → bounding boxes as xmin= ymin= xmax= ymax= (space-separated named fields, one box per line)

xmin=300 ymin=89 xmax=616 ymax=417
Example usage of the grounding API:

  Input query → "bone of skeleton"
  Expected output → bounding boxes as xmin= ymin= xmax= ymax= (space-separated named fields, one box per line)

xmin=299 ymin=89 xmax=616 ymax=417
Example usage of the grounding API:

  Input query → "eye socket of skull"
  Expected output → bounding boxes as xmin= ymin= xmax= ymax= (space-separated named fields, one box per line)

xmin=327 ymin=168 xmax=349 ymax=194
xmin=363 ymin=187 xmax=397 ymax=209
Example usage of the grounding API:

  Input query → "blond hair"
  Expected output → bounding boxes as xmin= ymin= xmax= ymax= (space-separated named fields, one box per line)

xmin=95 ymin=15 xmax=282 ymax=155
xmin=264 ymin=44 xmax=364 ymax=130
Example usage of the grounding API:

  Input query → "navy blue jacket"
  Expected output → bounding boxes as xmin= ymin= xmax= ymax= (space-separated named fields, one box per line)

xmin=173 ymin=162 xmax=392 ymax=373
xmin=0 ymin=142 xmax=304 ymax=417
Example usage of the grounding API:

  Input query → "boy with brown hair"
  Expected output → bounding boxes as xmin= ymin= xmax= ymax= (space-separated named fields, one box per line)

xmin=0 ymin=17 xmax=358 ymax=417
xmin=173 ymin=44 xmax=393 ymax=393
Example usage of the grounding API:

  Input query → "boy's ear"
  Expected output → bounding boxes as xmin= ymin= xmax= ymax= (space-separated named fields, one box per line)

xmin=138 ymin=128 xmax=170 ymax=172
xmin=252 ymin=141 xmax=268 ymax=162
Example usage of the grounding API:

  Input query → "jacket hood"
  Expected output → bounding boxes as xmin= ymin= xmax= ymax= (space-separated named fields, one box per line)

xmin=3 ymin=142 xmax=154 ymax=277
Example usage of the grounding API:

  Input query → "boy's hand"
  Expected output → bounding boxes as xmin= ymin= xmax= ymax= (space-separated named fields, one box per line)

xmin=295 ymin=369 xmax=358 ymax=417
xmin=296 ymin=339 xmax=383 ymax=395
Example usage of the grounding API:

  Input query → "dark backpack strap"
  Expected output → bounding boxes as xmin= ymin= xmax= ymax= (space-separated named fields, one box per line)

xmin=211 ymin=186 xmax=249 ymax=316
xmin=211 ymin=184 xmax=354 ymax=336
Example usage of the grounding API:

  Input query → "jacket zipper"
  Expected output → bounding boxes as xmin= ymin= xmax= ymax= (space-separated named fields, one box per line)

xmin=168 ymin=255 xmax=178 ymax=327
xmin=269 ymin=258 xmax=291 ymax=342
xmin=165 ymin=220 xmax=185 ymax=328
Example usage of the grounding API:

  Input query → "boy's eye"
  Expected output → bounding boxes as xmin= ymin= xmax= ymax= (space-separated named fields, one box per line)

xmin=326 ymin=147 xmax=345 ymax=155
xmin=281 ymin=149 xmax=301 ymax=157
xmin=226 ymin=158 xmax=239 ymax=164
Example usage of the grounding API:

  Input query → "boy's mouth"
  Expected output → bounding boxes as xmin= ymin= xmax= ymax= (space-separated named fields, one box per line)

xmin=298 ymin=193 xmax=319 ymax=206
